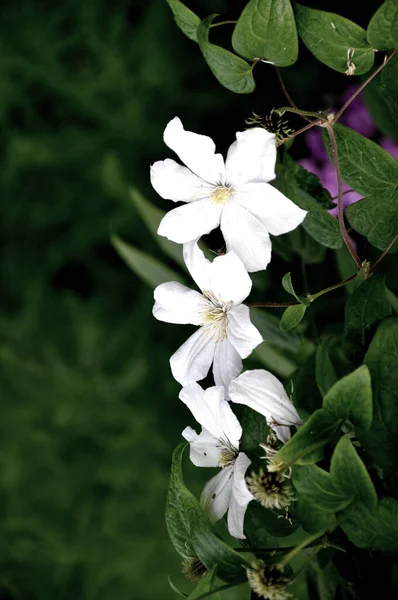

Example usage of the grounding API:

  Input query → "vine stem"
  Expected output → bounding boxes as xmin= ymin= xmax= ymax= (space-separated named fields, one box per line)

xmin=277 ymin=531 xmax=323 ymax=568
xmin=248 ymin=302 xmax=298 ymax=308
xmin=277 ymin=106 xmax=326 ymax=119
xmin=274 ymin=66 xmax=314 ymax=123
xmin=248 ymin=271 xmax=358 ymax=308
xmin=279 ymin=118 xmax=323 ymax=145
xmin=210 ymin=20 xmax=237 ymax=28
xmin=333 ymin=50 xmax=396 ymax=123
xmin=307 ymin=272 xmax=357 ymax=301
xmin=324 ymin=123 xmax=362 ymax=269
xmin=370 ymin=232 xmax=398 ymax=272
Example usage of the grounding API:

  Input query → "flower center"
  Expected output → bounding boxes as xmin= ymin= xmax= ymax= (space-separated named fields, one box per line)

xmin=211 ymin=185 xmax=233 ymax=204
xmin=217 ymin=439 xmax=239 ymax=468
xmin=201 ymin=291 xmax=232 ymax=340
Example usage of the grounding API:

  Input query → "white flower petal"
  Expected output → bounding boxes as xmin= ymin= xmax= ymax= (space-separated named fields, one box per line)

xmin=183 ymin=241 xmax=211 ymax=293
xmin=179 ymin=383 xmax=242 ymax=447
xmin=225 ymin=128 xmax=276 ymax=185
xmin=228 ymin=369 xmax=303 ymax=428
xmin=158 ymin=199 xmax=222 ymax=244
xmin=227 ymin=305 xmax=263 ymax=359
xmin=170 ymin=327 xmax=215 ymax=385
xmin=221 ymin=201 xmax=272 ymax=272
xmin=227 ymin=452 xmax=253 ymax=539
xmin=207 ymin=250 xmax=253 ymax=305
xmin=201 ymin=467 xmax=233 ymax=523
xmin=213 ymin=339 xmax=242 ymax=389
xmin=164 ymin=117 xmax=225 ymax=183
xmin=153 ymin=282 xmax=204 ymax=325
xmin=150 ymin=159 xmax=212 ymax=202
xmin=238 ymin=182 xmax=308 ymax=236
xmin=272 ymin=425 xmax=292 ymax=443
xmin=182 ymin=426 xmax=220 ymax=467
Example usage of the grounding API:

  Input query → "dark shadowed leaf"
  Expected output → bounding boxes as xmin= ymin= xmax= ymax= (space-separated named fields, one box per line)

xmin=166 ymin=444 xmax=247 ymax=583
xmin=323 ymin=366 xmax=373 ymax=430
xmin=357 ymin=318 xmax=398 ymax=477
xmin=330 ymin=436 xmax=377 ymax=510
xmin=111 ymin=235 xmax=184 ymax=288
xmin=367 ymin=0 xmax=398 ymax=49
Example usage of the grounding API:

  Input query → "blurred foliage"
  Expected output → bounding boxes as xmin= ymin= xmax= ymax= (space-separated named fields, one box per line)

xmin=0 ymin=0 xmax=390 ymax=598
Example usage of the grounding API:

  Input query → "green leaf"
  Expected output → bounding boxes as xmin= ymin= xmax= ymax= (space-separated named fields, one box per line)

xmin=367 ymin=0 xmax=398 ymax=49
xmin=272 ymin=409 xmax=342 ymax=468
xmin=232 ymin=0 xmax=298 ymax=66
xmin=282 ymin=272 xmax=301 ymax=302
xmin=283 ymin=156 xmax=343 ymax=250
xmin=294 ymin=3 xmax=375 ymax=75
xmin=279 ymin=304 xmax=307 ymax=331
xmin=315 ymin=338 xmax=338 ymax=398
xmin=323 ymin=123 xmax=398 ymax=198
xmin=344 ymin=275 xmax=392 ymax=348
xmin=339 ymin=496 xmax=398 ymax=552
xmin=250 ymin=308 xmax=314 ymax=377
xmin=330 ymin=436 xmax=377 ymax=511
xmin=292 ymin=465 xmax=353 ymax=512
xmin=168 ymin=577 xmax=189 ymax=598
xmin=187 ymin=567 xmax=221 ymax=600
xmin=357 ymin=318 xmax=398 ymax=477
xmin=252 ymin=343 xmax=298 ymax=378
xmin=130 ymin=187 xmax=185 ymax=268
xmin=363 ymin=55 xmax=398 ymax=142
xmin=197 ymin=15 xmax=256 ymax=93
xmin=346 ymin=194 xmax=398 ymax=251
xmin=322 ymin=366 xmax=373 ymax=430
xmin=245 ymin=502 xmax=298 ymax=544
xmin=292 ymin=353 xmax=324 ymax=415
xmin=166 ymin=443 xmax=201 ymax=560
xmin=250 ymin=309 xmax=304 ymax=353
xmin=166 ymin=444 xmax=247 ymax=583
xmin=286 ymin=228 xmax=328 ymax=265
xmin=295 ymin=498 xmax=337 ymax=534
xmin=240 ymin=406 xmax=268 ymax=454
xmin=111 ymin=235 xmax=184 ymax=288
xmin=167 ymin=0 xmax=201 ymax=42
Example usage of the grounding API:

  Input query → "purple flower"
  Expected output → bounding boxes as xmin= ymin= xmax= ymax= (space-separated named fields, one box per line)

xmin=380 ymin=136 xmax=398 ymax=159
xmin=340 ymin=85 xmax=376 ymax=137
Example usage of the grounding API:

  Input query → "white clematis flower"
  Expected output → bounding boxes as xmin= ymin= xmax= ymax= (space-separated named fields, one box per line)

xmin=228 ymin=369 xmax=303 ymax=443
xmin=150 ymin=117 xmax=307 ymax=272
xmin=180 ymin=383 xmax=254 ymax=539
xmin=153 ymin=241 xmax=262 ymax=386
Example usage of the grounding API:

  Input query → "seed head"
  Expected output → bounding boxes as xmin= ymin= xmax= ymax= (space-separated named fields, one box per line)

xmin=246 ymin=561 xmax=291 ymax=600
xmin=246 ymin=468 xmax=295 ymax=510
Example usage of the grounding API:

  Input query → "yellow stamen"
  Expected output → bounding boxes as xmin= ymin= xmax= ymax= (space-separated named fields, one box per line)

xmin=211 ymin=186 xmax=233 ymax=204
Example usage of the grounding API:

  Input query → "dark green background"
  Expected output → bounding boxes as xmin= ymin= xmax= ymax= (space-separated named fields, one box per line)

xmin=0 ymin=0 xmax=384 ymax=598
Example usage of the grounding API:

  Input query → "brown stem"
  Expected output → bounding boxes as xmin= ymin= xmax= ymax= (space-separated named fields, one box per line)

xmin=370 ymin=232 xmax=398 ymax=272
xmin=279 ymin=118 xmax=323 ymax=145
xmin=325 ymin=124 xmax=362 ymax=268
xmin=274 ymin=66 xmax=314 ymax=123
xmin=333 ymin=50 xmax=396 ymax=123
xmin=331 ymin=189 xmax=355 ymax=201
